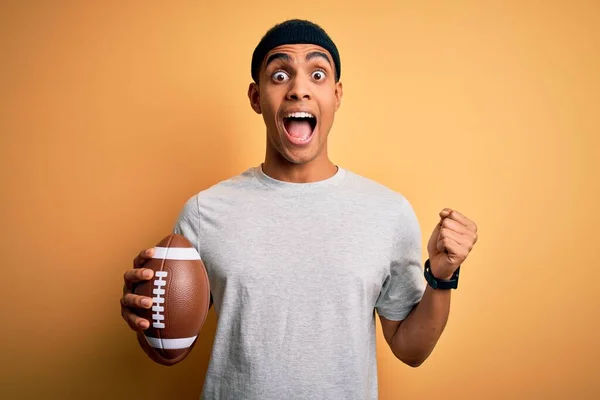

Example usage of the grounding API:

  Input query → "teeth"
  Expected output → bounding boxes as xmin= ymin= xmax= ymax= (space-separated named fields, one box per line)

xmin=285 ymin=112 xmax=314 ymax=119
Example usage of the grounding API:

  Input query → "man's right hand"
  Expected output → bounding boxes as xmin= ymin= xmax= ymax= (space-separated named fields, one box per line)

xmin=121 ymin=247 xmax=155 ymax=331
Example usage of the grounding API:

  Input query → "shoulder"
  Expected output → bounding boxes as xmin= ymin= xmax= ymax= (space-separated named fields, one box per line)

xmin=343 ymin=168 xmax=417 ymax=220
xmin=182 ymin=166 xmax=258 ymax=205
xmin=341 ymin=168 xmax=421 ymax=242
xmin=172 ymin=167 xmax=258 ymax=233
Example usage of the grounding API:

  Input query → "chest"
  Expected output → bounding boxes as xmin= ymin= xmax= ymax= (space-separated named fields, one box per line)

xmin=198 ymin=202 xmax=395 ymax=302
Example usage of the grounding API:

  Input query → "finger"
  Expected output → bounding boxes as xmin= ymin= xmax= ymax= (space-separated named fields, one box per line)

xmin=438 ymin=237 xmax=468 ymax=265
xmin=123 ymin=268 xmax=154 ymax=290
xmin=437 ymin=235 xmax=459 ymax=254
xmin=121 ymin=307 xmax=150 ymax=331
xmin=133 ymin=248 xmax=155 ymax=268
xmin=441 ymin=217 xmax=473 ymax=236
xmin=441 ymin=217 xmax=478 ymax=246
xmin=121 ymin=293 xmax=153 ymax=309
xmin=446 ymin=210 xmax=478 ymax=233
xmin=437 ymin=235 xmax=465 ymax=258
xmin=439 ymin=228 xmax=474 ymax=252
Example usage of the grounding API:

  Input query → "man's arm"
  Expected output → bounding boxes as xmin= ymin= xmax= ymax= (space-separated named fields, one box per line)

xmin=379 ymin=285 xmax=450 ymax=367
xmin=379 ymin=208 xmax=478 ymax=367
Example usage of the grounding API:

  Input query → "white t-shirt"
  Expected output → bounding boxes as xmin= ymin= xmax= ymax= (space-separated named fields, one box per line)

xmin=173 ymin=165 xmax=426 ymax=400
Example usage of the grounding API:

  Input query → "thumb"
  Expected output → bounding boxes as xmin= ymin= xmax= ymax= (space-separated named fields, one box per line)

xmin=439 ymin=208 xmax=452 ymax=219
xmin=427 ymin=218 xmax=443 ymax=254
xmin=434 ymin=208 xmax=453 ymax=236
xmin=428 ymin=209 xmax=451 ymax=254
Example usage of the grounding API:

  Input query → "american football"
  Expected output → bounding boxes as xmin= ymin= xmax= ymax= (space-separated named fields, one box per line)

xmin=134 ymin=233 xmax=210 ymax=366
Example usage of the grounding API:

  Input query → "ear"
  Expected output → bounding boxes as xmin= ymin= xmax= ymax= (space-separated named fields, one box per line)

xmin=334 ymin=81 xmax=343 ymax=111
xmin=248 ymin=82 xmax=262 ymax=114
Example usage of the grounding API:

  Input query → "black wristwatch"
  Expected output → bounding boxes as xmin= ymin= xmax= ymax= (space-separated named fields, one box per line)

xmin=424 ymin=259 xmax=460 ymax=290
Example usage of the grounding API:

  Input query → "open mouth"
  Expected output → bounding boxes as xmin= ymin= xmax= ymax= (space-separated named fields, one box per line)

xmin=282 ymin=112 xmax=317 ymax=144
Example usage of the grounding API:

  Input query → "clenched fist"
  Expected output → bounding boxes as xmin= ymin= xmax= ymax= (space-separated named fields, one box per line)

xmin=427 ymin=208 xmax=478 ymax=280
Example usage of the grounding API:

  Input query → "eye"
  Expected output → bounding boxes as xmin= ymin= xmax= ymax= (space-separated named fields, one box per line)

xmin=272 ymin=71 xmax=290 ymax=82
xmin=311 ymin=70 xmax=326 ymax=81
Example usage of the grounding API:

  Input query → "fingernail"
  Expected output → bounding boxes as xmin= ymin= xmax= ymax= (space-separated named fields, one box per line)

xmin=143 ymin=270 xmax=152 ymax=278
xmin=140 ymin=320 xmax=149 ymax=329
xmin=141 ymin=299 xmax=152 ymax=308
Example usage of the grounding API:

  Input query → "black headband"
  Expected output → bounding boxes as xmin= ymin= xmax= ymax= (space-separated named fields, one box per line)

xmin=251 ymin=19 xmax=341 ymax=83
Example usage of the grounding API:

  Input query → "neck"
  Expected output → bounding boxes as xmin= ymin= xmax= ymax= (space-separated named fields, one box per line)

xmin=262 ymin=152 xmax=338 ymax=184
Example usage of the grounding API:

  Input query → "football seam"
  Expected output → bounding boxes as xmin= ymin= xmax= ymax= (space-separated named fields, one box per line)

xmin=157 ymin=234 xmax=173 ymax=354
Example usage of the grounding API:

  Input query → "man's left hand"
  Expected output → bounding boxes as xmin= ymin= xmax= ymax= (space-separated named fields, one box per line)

xmin=426 ymin=208 xmax=478 ymax=280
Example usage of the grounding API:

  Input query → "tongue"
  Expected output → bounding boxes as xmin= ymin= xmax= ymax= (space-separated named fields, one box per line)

xmin=285 ymin=119 xmax=312 ymax=138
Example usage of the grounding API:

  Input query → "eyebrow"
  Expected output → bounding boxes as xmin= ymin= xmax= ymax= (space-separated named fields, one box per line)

xmin=265 ymin=51 xmax=332 ymax=69
xmin=305 ymin=51 xmax=332 ymax=66
xmin=265 ymin=53 xmax=291 ymax=68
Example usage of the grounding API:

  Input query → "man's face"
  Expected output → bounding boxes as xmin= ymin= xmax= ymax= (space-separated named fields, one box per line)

xmin=248 ymin=44 xmax=343 ymax=166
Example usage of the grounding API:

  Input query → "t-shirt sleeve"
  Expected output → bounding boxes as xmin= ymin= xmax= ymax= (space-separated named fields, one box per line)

xmin=375 ymin=198 xmax=426 ymax=321
xmin=172 ymin=194 xmax=213 ymax=306
xmin=172 ymin=194 xmax=201 ymax=256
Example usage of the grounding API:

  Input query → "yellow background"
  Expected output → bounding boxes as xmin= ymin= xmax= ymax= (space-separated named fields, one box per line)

xmin=2 ymin=1 xmax=598 ymax=399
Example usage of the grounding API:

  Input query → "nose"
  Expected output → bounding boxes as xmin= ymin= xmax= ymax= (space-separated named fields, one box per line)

xmin=286 ymin=75 xmax=311 ymax=101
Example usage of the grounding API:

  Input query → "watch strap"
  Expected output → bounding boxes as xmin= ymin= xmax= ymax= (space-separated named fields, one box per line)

xmin=424 ymin=259 xmax=460 ymax=290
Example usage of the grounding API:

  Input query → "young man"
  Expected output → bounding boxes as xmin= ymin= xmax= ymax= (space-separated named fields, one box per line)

xmin=121 ymin=19 xmax=478 ymax=399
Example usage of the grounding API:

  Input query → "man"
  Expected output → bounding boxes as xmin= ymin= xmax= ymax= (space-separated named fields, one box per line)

xmin=121 ymin=19 xmax=478 ymax=399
